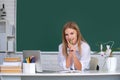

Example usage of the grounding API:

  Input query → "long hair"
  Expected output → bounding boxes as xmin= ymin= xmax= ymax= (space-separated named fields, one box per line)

xmin=62 ymin=21 xmax=85 ymax=57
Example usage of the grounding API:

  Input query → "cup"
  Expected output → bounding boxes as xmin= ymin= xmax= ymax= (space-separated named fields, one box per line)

xmin=23 ymin=63 xmax=35 ymax=73
xmin=106 ymin=57 xmax=117 ymax=72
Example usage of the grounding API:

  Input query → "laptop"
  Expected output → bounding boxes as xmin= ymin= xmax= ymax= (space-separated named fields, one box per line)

xmin=23 ymin=50 xmax=43 ymax=72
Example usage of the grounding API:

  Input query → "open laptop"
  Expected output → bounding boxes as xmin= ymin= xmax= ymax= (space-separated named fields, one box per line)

xmin=23 ymin=50 xmax=43 ymax=72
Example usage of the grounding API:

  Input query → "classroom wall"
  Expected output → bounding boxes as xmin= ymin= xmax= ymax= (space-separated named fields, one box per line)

xmin=0 ymin=0 xmax=16 ymax=25
xmin=0 ymin=0 xmax=16 ymax=52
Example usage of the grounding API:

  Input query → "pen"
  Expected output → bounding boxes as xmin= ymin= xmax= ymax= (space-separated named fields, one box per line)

xmin=30 ymin=56 xmax=35 ymax=63
xmin=26 ymin=57 xmax=30 ymax=63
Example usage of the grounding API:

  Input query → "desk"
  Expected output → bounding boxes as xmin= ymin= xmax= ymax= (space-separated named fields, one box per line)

xmin=0 ymin=53 xmax=120 ymax=80
xmin=0 ymin=70 xmax=120 ymax=80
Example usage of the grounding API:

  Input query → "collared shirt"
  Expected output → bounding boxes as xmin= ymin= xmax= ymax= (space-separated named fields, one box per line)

xmin=58 ymin=41 xmax=91 ymax=71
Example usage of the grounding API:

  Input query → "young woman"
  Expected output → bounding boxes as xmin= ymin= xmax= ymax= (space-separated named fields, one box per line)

xmin=58 ymin=21 xmax=91 ymax=71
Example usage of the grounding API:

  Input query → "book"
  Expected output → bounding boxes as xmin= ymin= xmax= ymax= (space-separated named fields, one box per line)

xmin=0 ymin=69 xmax=22 ymax=73
xmin=3 ymin=62 xmax=21 ymax=66
xmin=0 ymin=57 xmax=22 ymax=73
xmin=0 ymin=65 xmax=21 ymax=70
xmin=4 ymin=57 xmax=21 ymax=62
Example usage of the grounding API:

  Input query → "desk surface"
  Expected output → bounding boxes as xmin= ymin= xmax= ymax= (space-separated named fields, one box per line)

xmin=1 ymin=70 xmax=120 ymax=76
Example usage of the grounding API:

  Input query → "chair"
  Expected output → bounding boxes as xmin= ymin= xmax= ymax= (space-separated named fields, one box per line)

xmin=90 ymin=57 xmax=99 ymax=70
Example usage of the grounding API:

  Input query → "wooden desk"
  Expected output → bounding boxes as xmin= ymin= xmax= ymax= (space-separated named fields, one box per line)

xmin=1 ymin=70 xmax=120 ymax=80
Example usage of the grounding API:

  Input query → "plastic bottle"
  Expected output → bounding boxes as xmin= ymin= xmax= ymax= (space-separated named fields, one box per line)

xmin=105 ymin=45 xmax=111 ymax=57
xmin=100 ymin=44 xmax=105 ymax=56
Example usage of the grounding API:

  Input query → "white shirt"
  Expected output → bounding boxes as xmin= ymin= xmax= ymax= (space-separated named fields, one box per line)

xmin=58 ymin=41 xmax=91 ymax=71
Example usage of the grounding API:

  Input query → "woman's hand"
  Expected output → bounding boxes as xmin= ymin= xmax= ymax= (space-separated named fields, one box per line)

xmin=67 ymin=40 xmax=76 ymax=53
xmin=67 ymin=40 xmax=82 ymax=70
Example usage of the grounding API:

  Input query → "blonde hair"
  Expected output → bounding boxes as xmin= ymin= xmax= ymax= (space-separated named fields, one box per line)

xmin=62 ymin=21 xmax=85 ymax=57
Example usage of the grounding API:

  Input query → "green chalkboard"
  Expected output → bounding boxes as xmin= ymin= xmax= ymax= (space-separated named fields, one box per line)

xmin=17 ymin=0 xmax=120 ymax=51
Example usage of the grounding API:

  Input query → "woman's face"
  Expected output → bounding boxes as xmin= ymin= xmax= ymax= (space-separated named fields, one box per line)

xmin=65 ymin=28 xmax=77 ymax=45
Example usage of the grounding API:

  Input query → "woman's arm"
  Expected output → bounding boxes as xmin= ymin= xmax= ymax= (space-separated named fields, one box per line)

xmin=67 ymin=40 xmax=82 ymax=70
xmin=66 ymin=52 xmax=73 ymax=68
xmin=58 ymin=44 xmax=71 ymax=70
xmin=80 ymin=42 xmax=91 ymax=71
xmin=72 ymin=52 xmax=82 ymax=70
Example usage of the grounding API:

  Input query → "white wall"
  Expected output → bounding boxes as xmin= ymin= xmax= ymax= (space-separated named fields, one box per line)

xmin=0 ymin=0 xmax=16 ymax=51
xmin=0 ymin=0 xmax=16 ymax=25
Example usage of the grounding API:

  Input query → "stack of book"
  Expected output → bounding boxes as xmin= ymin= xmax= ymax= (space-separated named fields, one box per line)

xmin=0 ymin=57 xmax=22 ymax=73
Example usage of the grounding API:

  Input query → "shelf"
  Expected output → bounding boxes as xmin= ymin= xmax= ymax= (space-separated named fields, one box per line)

xmin=7 ymin=51 xmax=15 ymax=53
xmin=0 ymin=19 xmax=6 ymax=22
xmin=0 ymin=51 xmax=6 ymax=53
xmin=0 ymin=20 xmax=15 ymax=54
xmin=0 ymin=51 xmax=15 ymax=53
xmin=7 ymin=35 xmax=15 ymax=38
